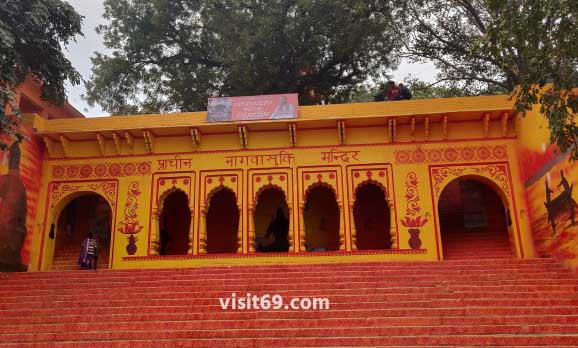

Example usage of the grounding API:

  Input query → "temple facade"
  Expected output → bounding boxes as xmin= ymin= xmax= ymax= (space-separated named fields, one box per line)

xmin=2 ymin=93 xmax=577 ymax=272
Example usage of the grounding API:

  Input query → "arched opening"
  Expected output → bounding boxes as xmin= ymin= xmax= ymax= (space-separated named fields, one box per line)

xmin=53 ymin=193 xmax=112 ymax=270
xmin=353 ymin=182 xmax=391 ymax=250
xmin=438 ymin=176 xmax=512 ymax=259
xmin=304 ymin=184 xmax=340 ymax=252
xmin=206 ymin=187 xmax=239 ymax=254
xmin=254 ymin=186 xmax=290 ymax=252
xmin=158 ymin=190 xmax=191 ymax=255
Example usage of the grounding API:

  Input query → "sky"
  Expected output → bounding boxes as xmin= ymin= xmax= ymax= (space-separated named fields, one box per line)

xmin=63 ymin=0 xmax=437 ymax=118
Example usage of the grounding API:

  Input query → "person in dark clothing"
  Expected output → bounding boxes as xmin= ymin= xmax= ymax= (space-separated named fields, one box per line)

xmin=374 ymin=85 xmax=386 ymax=102
xmin=259 ymin=208 xmax=290 ymax=252
xmin=386 ymin=81 xmax=399 ymax=100
xmin=395 ymin=83 xmax=412 ymax=100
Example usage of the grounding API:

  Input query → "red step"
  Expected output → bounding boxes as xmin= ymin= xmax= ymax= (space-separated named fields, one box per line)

xmin=1 ymin=258 xmax=577 ymax=347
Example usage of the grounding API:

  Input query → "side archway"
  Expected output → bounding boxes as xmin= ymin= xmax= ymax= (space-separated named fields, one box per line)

xmin=437 ymin=175 xmax=513 ymax=259
xmin=303 ymin=183 xmax=340 ymax=252
xmin=205 ymin=186 xmax=240 ymax=254
xmin=52 ymin=192 xmax=113 ymax=270
xmin=40 ymin=180 xmax=118 ymax=271
xmin=353 ymin=180 xmax=391 ymax=250
xmin=253 ymin=185 xmax=290 ymax=252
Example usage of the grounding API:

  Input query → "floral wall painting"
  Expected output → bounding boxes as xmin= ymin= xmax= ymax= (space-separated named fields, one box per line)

xmin=117 ymin=182 xmax=144 ymax=255
xmin=400 ymin=172 xmax=429 ymax=249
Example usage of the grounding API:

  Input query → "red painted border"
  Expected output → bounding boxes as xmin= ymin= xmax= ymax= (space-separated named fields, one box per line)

xmin=122 ymin=248 xmax=428 ymax=261
xmin=296 ymin=165 xmax=345 ymax=252
xmin=37 ymin=179 xmax=119 ymax=270
xmin=196 ymin=169 xmax=244 ymax=255
xmin=344 ymin=163 xmax=399 ymax=251
xmin=247 ymin=168 xmax=293 ymax=253
xmin=147 ymin=171 xmax=196 ymax=256
xmin=427 ymin=161 xmax=523 ymax=260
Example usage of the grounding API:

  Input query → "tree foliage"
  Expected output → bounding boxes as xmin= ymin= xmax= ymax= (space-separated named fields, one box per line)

xmin=399 ymin=0 xmax=578 ymax=158
xmin=85 ymin=0 xmax=399 ymax=114
xmin=0 ymin=0 xmax=83 ymax=150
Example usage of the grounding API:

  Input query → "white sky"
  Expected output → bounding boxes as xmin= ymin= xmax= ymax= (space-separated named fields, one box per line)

xmin=63 ymin=0 xmax=438 ymax=118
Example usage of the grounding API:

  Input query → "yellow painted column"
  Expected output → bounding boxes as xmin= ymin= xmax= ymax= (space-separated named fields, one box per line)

xmin=151 ymin=208 xmax=160 ymax=255
xmin=388 ymin=200 xmax=399 ymax=248
xmin=298 ymin=202 xmax=306 ymax=252
xmin=338 ymin=202 xmax=346 ymax=251
xmin=248 ymin=204 xmax=256 ymax=253
xmin=348 ymin=202 xmax=358 ymax=251
xmin=237 ymin=203 xmax=243 ymax=253
xmin=198 ymin=206 xmax=207 ymax=254
xmin=188 ymin=205 xmax=195 ymax=255
xmin=287 ymin=202 xmax=295 ymax=252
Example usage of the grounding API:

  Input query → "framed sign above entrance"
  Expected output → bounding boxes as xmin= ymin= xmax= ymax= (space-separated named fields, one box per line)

xmin=207 ymin=94 xmax=299 ymax=122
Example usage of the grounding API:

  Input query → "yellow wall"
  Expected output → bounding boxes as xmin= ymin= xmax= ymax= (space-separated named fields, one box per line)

xmin=0 ymin=95 xmax=545 ymax=271
xmin=26 ymin=117 xmax=535 ymax=270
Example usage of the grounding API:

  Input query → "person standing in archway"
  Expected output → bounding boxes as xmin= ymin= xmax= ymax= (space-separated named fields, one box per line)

xmin=262 ymin=208 xmax=290 ymax=252
xmin=79 ymin=232 xmax=97 ymax=270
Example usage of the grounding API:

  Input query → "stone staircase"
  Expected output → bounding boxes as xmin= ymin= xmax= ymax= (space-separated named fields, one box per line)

xmin=50 ymin=247 xmax=110 ymax=271
xmin=442 ymin=230 xmax=513 ymax=260
xmin=1 ymin=257 xmax=578 ymax=347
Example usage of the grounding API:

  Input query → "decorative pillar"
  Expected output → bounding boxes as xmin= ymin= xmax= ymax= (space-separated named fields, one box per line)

xmin=299 ymin=202 xmax=307 ymax=252
xmin=188 ymin=207 xmax=195 ymax=255
xmin=388 ymin=200 xmax=398 ymax=248
xmin=237 ymin=204 xmax=243 ymax=253
xmin=287 ymin=203 xmax=295 ymax=252
xmin=198 ymin=206 xmax=207 ymax=254
xmin=151 ymin=208 xmax=161 ymax=255
xmin=349 ymin=203 xmax=358 ymax=251
xmin=338 ymin=202 xmax=346 ymax=251
xmin=248 ymin=204 xmax=256 ymax=252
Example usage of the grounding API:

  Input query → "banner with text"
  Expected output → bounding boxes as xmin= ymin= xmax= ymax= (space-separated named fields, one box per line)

xmin=207 ymin=94 xmax=299 ymax=122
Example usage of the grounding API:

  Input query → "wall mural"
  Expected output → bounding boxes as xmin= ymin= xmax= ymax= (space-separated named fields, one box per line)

xmin=400 ymin=172 xmax=429 ymax=249
xmin=117 ymin=182 xmax=144 ymax=255
xmin=523 ymin=143 xmax=578 ymax=265
xmin=0 ymin=128 xmax=43 ymax=271
xmin=0 ymin=142 xmax=28 ymax=270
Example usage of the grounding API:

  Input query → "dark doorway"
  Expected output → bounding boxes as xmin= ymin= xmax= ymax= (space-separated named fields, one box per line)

xmin=254 ymin=187 xmax=290 ymax=252
xmin=159 ymin=190 xmax=191 ymax=255
xmin=353 ymin=182 xmax=391 ymax=250
xmin=303 ymin=184 xmax=340 ymax=252
xmin=438 ymin=177 xmax=512 ymax=259
xmin=206 ymin=188 xmax=239 ymax=254
xmin=53 ymin=193 xmax=112 ymax=270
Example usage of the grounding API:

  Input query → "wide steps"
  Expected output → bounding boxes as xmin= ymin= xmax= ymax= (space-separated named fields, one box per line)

xmin=1 ymin=258 xmax=578 ymax=347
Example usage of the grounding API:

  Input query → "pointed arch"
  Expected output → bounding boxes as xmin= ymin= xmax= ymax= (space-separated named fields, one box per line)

xmin=253 ymin=185 xmax=290 ymax=253
xmin=353 ymin=180 xmax=392 ymax=250
xmin=303 ymin=182 xmax=340 ymax=252
xmin=255 ymin=183 xmax=287 ymax=203
xmin=205 ymin=186 xmax=239 ymax=254
xmin=157 ymin=189 xmax=191 ymax=256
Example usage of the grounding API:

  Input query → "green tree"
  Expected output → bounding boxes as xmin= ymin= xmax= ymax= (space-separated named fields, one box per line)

xmin=398 ymin=0 xmax=578 ymax=158
xmin=0 ymin=0 xmax=83 ymax=150
xmin=85 ymin=0 xmax=399 ymax=114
